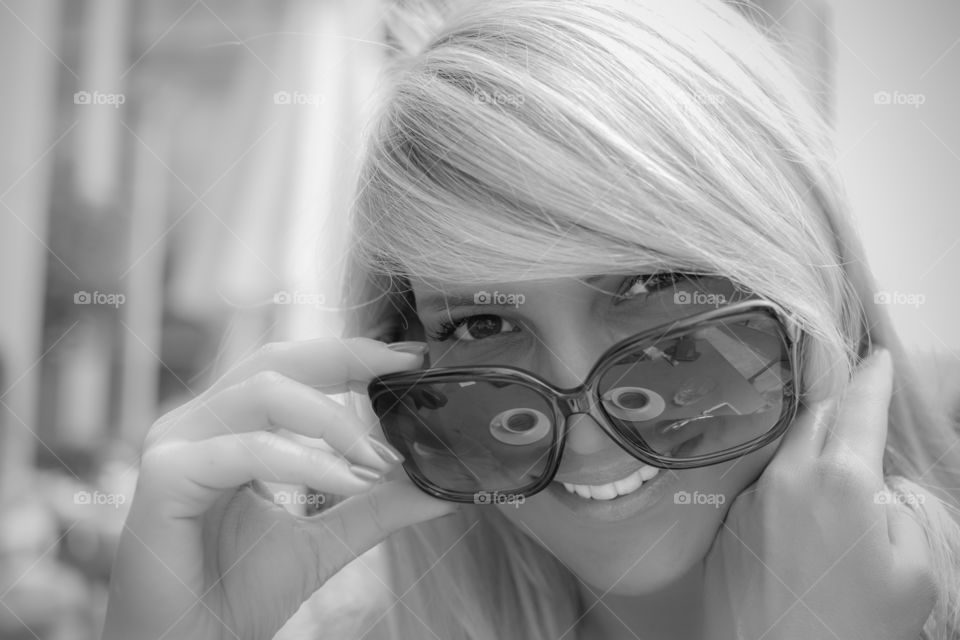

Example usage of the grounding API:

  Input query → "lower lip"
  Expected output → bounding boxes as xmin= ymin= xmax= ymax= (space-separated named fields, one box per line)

xmin=547 ymin=466 xmax=678 ymax=522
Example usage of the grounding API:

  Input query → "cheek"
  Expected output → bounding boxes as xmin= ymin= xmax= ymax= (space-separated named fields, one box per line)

xmin=492 ymin=444 xmax=778 ymax=593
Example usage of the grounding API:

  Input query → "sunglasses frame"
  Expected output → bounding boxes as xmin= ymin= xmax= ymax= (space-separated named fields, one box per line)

xmin=367 ymin=298 xmax=806 ymax=503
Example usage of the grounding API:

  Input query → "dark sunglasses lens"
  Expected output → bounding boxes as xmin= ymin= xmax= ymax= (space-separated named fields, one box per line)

xmin=371 ymin=379 xmax=557 ymax=495
xmin=598 ymin=314 xmax=792 ymax=459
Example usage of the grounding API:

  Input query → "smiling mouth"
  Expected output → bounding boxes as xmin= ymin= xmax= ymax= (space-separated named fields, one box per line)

xmin=560 ymin=464 xmax=660 ymax=500
xmin=554 ymin=434 xmax=705 ymax=501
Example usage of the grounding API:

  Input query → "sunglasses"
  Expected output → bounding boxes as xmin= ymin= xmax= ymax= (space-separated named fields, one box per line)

xmin=368 ymin=297 xmax=805 ymax=504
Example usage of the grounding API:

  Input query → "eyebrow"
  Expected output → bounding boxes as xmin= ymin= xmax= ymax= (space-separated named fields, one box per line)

xmin=417 ymin=274 xmax=611 ymax=314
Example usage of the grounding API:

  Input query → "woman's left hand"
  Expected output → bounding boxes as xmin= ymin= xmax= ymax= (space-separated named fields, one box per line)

xmin=702 ymin=348 xmax=937 ymax=640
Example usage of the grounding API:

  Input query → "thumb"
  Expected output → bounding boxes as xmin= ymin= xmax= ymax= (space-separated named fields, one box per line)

xmin=299 ymin=478 xmax=459 ymax=588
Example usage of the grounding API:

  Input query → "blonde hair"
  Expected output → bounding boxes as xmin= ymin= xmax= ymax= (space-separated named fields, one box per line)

xmin=339 ymin=1 xmax=960 ymax=637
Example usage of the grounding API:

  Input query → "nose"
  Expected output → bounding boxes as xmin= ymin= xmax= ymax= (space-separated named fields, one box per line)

xmin=564 ymin=412 xmax=612 ymax=455
xmin=532 ymin=313 xmax=619 ymax=455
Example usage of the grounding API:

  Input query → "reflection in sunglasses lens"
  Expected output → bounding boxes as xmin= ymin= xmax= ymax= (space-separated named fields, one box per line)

xmin=598 ymin=315 xmax=791 ymax=460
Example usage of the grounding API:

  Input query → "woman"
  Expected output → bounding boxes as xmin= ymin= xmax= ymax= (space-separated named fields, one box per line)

xmin=102 ymin=1 xmax=960 ymax=638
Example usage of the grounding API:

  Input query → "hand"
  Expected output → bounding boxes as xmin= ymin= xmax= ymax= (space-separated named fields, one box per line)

xmin=702 ymin=348 xmax=936 ymax=640
xmin=101 ymin=338 xmax=457 ymax=640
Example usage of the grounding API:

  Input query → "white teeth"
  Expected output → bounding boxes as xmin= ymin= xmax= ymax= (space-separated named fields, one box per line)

xmin=560 ymin=466 xmax=657 ymax=500
xmin=589 ymin=484 xmax=618 ymax=500
xmin=613 ymin=473 xmax=642 ymax=495
xmin=639 ymin=466 xmax=660 ymax=482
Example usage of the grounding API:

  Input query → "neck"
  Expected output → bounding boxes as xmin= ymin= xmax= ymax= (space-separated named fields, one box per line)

xmin=575 ymin=560 xmax=705 ymax=640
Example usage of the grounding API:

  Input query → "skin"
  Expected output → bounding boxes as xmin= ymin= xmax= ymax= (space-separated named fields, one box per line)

xmin=412 ymin=275 xmax=772 ymax=636
xmin=101 ymin=339 xmax=457 ymax=640
xmin=102 ymin=274 xmax=937 ymax=640
xmin=412 ymin=275 xmax=938 ymax=639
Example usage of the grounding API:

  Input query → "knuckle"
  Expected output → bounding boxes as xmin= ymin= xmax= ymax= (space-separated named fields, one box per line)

xmin=241 ymin=369 xmax=290 ymax=396
xmin=245 ymin=430 xmax=281 ymax=451
xmin=814 ymin=454 xmax=874 ymax=494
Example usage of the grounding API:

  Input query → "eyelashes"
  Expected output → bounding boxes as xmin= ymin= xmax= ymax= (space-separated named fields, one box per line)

xmin=614 ymin=272 xmax=687 ymax=303
xmin=424 ymin=272 xmax=698 ymax=344
xmin=426 ymin=315 xmax=520 ymax=342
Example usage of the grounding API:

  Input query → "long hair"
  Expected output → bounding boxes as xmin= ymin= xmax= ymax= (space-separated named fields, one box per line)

xmin=338 ymin=1 xmax=960 ymax=637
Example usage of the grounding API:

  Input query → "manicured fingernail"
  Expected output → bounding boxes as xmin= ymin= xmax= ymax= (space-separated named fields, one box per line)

xmin=368 ymin=437 xmax=404 ymax=464
xmin=386 ymin=341 xmax=428 ymax=355
xmin=349 ymin=464 xmax=383 ymax=482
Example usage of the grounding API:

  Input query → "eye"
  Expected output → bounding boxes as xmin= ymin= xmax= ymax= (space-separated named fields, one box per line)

xmin=427 ymin=314 xmax=520 ymax=343
xmin=615 ymin=272 xmax=687 ymax=303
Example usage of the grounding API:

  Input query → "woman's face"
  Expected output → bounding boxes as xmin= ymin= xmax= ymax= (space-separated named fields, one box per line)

xmin=407 ymin=273 xmax=782 ymax=594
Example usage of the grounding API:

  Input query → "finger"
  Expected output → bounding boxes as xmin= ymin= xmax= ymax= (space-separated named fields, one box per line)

xmin=146 ymin=432 xmax=385 ymax=512
xmin=821 ymin=348 xmax=892 ymax=469
xmin=207 ymin=337 xmax=426 ymax=396
xmin=302 ymin=479 xmax=459 ymax=587
xmin=157 ymin=372 xmax=401 ymax=473
xmin=769 ymin=394 xmax=837 ymax=465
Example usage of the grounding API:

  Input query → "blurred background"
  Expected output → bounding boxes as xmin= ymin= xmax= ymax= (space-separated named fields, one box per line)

xmin=0 ymin=1 xmax=957 ymax=638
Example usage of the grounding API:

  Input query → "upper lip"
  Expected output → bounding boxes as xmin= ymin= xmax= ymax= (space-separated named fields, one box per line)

xmin=553 ymin=460 xmax=653 ymax=486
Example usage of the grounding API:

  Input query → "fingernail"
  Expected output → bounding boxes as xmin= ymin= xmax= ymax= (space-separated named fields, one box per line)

xmin=349 ymin=464 xmax=383 ymax=482
xmin=368 ymin=437 xmax=404 ymax=464
xmin=386 ymin=341 xmax=428 ymax=356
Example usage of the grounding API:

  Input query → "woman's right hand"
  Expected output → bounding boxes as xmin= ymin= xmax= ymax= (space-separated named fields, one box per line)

xmin=101 ymin=338 xmax=457 ymax=640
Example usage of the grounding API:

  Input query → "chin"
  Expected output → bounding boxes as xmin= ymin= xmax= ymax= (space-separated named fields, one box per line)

xmin=581 ymin=512 xmax=722 ymax=594
xmin=579 ymin=501 xmax=729 ymax=594
xmin=497 ymin=486 xmax=725 ymax=593
xmin=497 ymin=452 xmax=774 ymax=594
